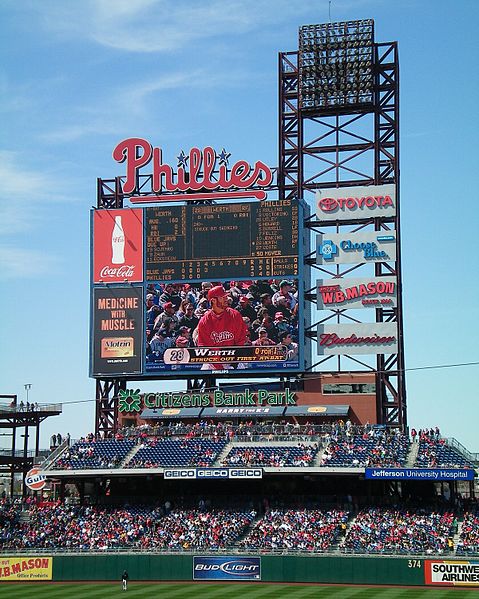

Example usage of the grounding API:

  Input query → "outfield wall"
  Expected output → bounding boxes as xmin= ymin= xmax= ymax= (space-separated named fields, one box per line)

xmin=2 ymin=554 xmax=477 ymax=587
xmin=2 ymin=554 xmax=476 ymax=587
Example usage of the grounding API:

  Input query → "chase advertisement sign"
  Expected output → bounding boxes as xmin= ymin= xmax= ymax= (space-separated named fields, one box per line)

xmin=193 ymin=556 xmax=261 ymax=581
xmin=317 ymin=231 xmax=396 ymax=265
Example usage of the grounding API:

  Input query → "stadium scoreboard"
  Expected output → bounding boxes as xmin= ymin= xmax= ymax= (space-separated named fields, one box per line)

xmin=145 ymin=200 xmax=300 ymax=281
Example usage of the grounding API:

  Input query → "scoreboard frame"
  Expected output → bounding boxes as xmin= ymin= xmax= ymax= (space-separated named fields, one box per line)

xmin=90 ymin=199 xmax=308 ymax=379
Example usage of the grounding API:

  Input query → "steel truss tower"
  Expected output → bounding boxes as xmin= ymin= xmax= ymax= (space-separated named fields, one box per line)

xmin=279 ymin=20 xmax=406 ymax=428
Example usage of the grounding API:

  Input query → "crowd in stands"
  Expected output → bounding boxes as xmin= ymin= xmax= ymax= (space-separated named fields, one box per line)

xmin=0 ymin=501 xmax=254 ymax=551
xmin=223 ymin=443 xmax=319 ymax=467
xmin=456 ymin=510 xmax=479 ymax=555
xmin=341 ymin=508 xmax=455 ymax=554
xmin=240 ymin=509 xmax=348 ymax=551
xmin=3 ymin=499 xmax=479 ymax=555
xmin=145 ymin=280 xmax=299 ymax=362
xmin=47 ymin=420 xmax=477 ymax=472
xmin=53 ymin=439 xmax=135 ymax=470
xmin=126 ymin=438 xmax=226 ymax=469
xmin=320 ymin=424 xmax=409 ymax=468
xmin=415 ymin=430 xmax=475 ymax=468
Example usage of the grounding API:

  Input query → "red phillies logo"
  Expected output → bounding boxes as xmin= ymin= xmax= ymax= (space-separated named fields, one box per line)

xmin=112 ymin=138 xmax=273 ymax=202
xmin=318 ymin=195 xmax=394 ymax=212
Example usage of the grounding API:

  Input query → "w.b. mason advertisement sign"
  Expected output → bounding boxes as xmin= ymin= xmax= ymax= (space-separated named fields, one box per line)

xmin=317 ymin=277 xmax=397 ymax=310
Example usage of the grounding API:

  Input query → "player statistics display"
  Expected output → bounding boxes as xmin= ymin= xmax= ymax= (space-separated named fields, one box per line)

xmin=145 ymin=279 xmax=302 ymax=374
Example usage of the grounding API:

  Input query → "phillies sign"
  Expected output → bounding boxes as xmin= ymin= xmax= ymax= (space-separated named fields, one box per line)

xmin=93 ymin=209 xmax=144 ymax=283
xmin=112 ymin=138 xmax=273 ymax=202
xmin=316 ymin=184 xmax=396 ymax=221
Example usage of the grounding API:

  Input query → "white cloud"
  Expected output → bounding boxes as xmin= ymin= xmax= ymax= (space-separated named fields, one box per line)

xmin=0 ymin=150 xmax=75 ymax=234
xmin=37 ymin=0 xmax=327 ymax=53
xmin=0 ymin=245 xmax=60 ymax=280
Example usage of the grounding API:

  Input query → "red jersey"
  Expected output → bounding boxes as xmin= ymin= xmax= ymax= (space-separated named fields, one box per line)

xmin=197 ymin=307 xmax=248 ymax=347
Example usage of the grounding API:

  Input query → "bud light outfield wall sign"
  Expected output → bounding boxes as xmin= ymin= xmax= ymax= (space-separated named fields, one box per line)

xmin=317 ymin=230 xmax=396 ymax=265
xmin=317 ymin=277 xmax=397 ymax=310
xmin=93 ymin=209 xmax=144 ymax=283
xmin=317 ymin=323 xmax=398 ymax=356
xmin=316 ymin=184 xmax=396 ymax=221
xmin=193 ymin=556 xmax=261 ymax=581
xmin=112 ymin=138 xmax=273 ymax=202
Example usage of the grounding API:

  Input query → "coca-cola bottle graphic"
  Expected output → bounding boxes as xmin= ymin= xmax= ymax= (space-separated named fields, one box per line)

xmin=111 ymin=216 xmax=125 ymax=264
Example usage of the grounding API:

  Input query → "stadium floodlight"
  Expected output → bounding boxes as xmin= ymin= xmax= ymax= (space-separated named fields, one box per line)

xmin=299 ymin=19 xmax=375 ymax=111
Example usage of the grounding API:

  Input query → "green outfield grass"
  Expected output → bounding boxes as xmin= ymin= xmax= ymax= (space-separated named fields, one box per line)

xmin=0 ymin=583 xmax=478 ymax=598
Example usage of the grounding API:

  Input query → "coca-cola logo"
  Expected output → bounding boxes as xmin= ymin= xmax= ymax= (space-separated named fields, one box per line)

xmin=211 ymin=331 xmax=234 ymax=343
xmin=100 ymin=265 xmax=135 ymax=279
xmin=318 ymin=195 xmax=394 ymax=213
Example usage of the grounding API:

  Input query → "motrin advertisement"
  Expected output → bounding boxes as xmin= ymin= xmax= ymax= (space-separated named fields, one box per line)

xmin=316 ymin=184 xmax=396 ymax=221
xmin=317 ymin=322 xmax=398 ymax=356
xmin=317 ymin=277 xmax=397 ymax=310
xmin=92 ymin=287 xmax=143 ymax=375
xmin=317 ymin=230 xmax=396 ymax=265
xmin=93 ymin=208 xmax=144 ymax=283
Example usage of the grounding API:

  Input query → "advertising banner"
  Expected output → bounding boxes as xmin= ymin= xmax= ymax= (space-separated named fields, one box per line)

xmin=164 ymin=468 xmax=263 ymax=480
xmin=93 ymin=208 xmax=143 ymax=283
xmin=317 ymin=230 xmax=396 ymax=265
xmin=317 ymin=322 xmax=398 ymax=356
xmin=193 ymin=556 xmax=261 ymax=581
xmin=91 ymin=287 xmax=143 ymax=375
xmin=0 ymin=557 xmax=52 ymax=580
xmin=145 ymin=279 xmax=301 ymax=375
xmin=365 ymin=468 xmax=476 ymax=481
xmin=317 ymin=277 xmax=397 ymax=310
xmin=316 ymin=184 xmax=396 ymax=221
xmin=425 ymin=561 xmax=479 ymax=586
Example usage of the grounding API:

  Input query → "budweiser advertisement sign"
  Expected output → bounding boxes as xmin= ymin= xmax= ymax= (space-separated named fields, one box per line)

xmin=316 ymin=184 xmax=396 ymax=221
xmin=112 ymin=137 xmax=273 ymax=203
xmin=93 ymin=209 xmax=143 ymax=283
xmin=317 ymin=230 xmax=396 ymax=265
xmin=317 ymin=277 xmax=397 ymax=310
xmin=317 ymin=323 xmax=398 ymax=356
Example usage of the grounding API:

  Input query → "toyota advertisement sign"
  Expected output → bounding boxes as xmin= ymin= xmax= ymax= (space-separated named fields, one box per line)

xmin=316 ymin=184 xmax=396 ymax=221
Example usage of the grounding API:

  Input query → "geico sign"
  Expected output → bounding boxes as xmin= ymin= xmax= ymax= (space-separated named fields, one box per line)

xmin=229 ymin=469 xmax=262 ymax=478
xmin=197 ymin=469 xmax=229 ymax=478
xmin=164 ymin=469 xmax=196 ymax=479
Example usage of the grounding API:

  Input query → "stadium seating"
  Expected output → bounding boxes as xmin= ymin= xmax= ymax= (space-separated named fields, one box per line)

xmin=126 ymin=439 xmax=227 ymax=468
xmin=240 ymin=509 xmax=348 ymax=551
xmin=456 ymin=511 xmax=479 ymax=555
xmin=222 ymin=444 xmax=320 ymax=467
xmin=320 ymin=430 xmax=409 ymax=468
xmin=415 ymin=437 xmax=475 ymax=468
xmin=53 ymin=440 xmax=135 ymax=470
xmin=341 ymin=508 xmax=455 ymax=554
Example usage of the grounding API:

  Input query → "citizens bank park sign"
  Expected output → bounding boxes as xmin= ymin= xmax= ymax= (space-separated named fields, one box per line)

xmin=113 ymin=138 xmax=274 ymax=202
xmin=316 ymin=184 xmax=396 ymax=221
xmin=317 ymin=277 xmax=397 ymax=310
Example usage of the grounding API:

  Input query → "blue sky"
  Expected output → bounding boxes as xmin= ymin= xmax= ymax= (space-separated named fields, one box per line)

xmin=1 ymin=0 xmax=478 ymax=451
